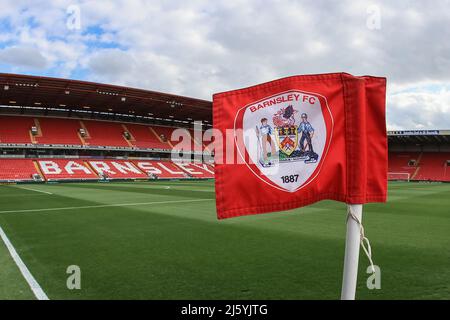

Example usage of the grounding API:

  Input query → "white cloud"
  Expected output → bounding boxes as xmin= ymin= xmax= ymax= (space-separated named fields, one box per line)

xmin=0 ymin=0 xmax=449 ymax=129
xmin=0 ymin=45 xmax=47 ymax=69
xmin=388 ymin=84 xmax=450 ymax=130
xmin=88 ymin=49 xmax=131 ymax=77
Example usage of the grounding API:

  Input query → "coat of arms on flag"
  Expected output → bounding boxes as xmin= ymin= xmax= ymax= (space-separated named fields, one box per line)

xmin=273 ymin=105 xmax=299 ymax=158
xmin=236 ymin=89 xmax=333 ymax=192
xmin=276 ymin=124 xmax=298 ymax=157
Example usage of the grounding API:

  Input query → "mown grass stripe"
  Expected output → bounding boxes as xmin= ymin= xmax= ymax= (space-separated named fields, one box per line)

xmin=0 ymin=198 xmax=213 ymax=214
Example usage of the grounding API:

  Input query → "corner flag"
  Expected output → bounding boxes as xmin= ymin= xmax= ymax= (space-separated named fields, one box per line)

xmin=212 ymin=73 xmax=387 ymax=219
xmin=212 ymin=72 xmax=387 ymax=300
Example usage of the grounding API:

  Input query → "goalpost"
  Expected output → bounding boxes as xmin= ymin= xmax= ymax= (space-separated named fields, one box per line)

xmin=388 ymin=172 xmax=410 ymax=182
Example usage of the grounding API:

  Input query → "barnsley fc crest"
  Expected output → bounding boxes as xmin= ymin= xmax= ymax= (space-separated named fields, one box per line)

xmin=234 ymin=90 xmax=333 ymax=192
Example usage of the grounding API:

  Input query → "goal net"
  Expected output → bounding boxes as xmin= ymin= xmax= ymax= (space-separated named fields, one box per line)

xmin=388 ymin=172 xmax=410 ymax=182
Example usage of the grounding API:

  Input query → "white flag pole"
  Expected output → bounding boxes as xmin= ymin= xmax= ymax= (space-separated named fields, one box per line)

xmin=341 ymin=204 xmax=363 ymax=300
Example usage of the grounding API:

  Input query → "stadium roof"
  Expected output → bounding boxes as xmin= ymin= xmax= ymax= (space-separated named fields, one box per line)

xmin=0 ymin=73 xmax=212 ymax=123
xmin=388 ymin=130 xmax=450 ymax=145
xmin=0 ymin=73 xmax=448 ymax=136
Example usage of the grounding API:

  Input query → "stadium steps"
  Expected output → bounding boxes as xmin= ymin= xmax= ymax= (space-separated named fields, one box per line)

xmin=130 ymin=161 xmax=146 ymax=175
xmin=149 ymin=127 xmax=174 ymax=149
xmin=29 ymin=131 xmax=37 ymax=144
xmin=33 ymin=160 xmax=46 ymax=181
xmin=30 ymin=118 xmax=43 ymax=144
xmin=33 ymin=118 xmax=43 ymax=137
xmin=411 ymin=152 xmax=423 ymax=180
xmin=84 ymin=161 xmax=100 ymax=178
xmin=29 ymin=119 xmax=39 ymax=144
xmin=78 ymin=132 xmax=87 ymax=146
xmin=122 ymin=124 xmax=136 ymax=148
xmin=411 ymin=167 xmax=421 ymax=180
xmin=79 ymin=121 xmax=91 ymax=145
xmin=415 ymin=152 xmax=450 ymax=181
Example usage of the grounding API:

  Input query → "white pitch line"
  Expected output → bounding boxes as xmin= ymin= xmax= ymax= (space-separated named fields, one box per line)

xmin=0 ymin=198 xmax=213 ymax=214
xmin=14 ymin=186 xmax=53 ymax=195
xmin=0 ymin=225 xmax=49 ymax=300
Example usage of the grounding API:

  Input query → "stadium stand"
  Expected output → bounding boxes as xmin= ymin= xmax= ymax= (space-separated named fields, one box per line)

xmin=0 ymin=115 xmax=207 ymax=151
xmin=87 ymin=160 xmax=147 ymax=179
xmin=37 ymin=159 xmax=98 ymax=181
xmin=125 ymin=124 xmax=171 ymax=150
xmin=134 ymin=160 xmax=189 ymax=179
xmin=35 ymin=118 xmax=83 ymax=145
xmin=152 ymin=127 xmax=208 ymax=151
xmin=0 ymin=158 xmax=214 ymax=181
xmin=388 ymin=152 xmax=420 ymax=180
xmin=151 ymin=126 xmax=180 ymax=149
xmin=3 ymin=147 xmax=450 ymax=183
xmin=2 ymin=152 xmax=447 ymax=182
xmin=82 ymin=120 xmax=130 ymax=147
xmin=0 ymin=116 xmax=34 ymax=144
xmin=388 ymin=152 xmax=450 ymax=182
xmin=0 ymin=159 xmax=40 ymax=181
xmin=175 ymin=162 xmax=215 ymax=179
xmin=413 ymin=152 xmax=450 ymax=182
xmin=1 ymin=75 xmax=449 ymax=185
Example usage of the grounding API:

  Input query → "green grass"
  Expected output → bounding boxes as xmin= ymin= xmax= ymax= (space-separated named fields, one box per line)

xmin=0 ymin=180 xmax=449 ymax=299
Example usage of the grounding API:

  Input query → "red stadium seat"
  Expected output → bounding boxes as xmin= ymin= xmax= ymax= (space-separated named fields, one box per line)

xmin=152 ymin=126 xmax=191 ymax=150
xmin=125 ymin=124 xmax=171 ymax=150
xmin=0 ymin=159 xmax=40 ymax=181
xmin=82 ymin=120 xmax=130 ymax=147
xmin=388 ymin=152 xmax=450 ymax=181
xmin=35 ymin=118 xmax=83 ymax=145
xmin=175 ymin=162 xmax=215 ymax=178
xmin=88 ymin=160 xmax=147 ymax=179
xmin=388 ymin=152 xmax=420 ymax=179
xmin=414 ymin=152 xmax=450 ymax=182
xmin=0 ymin=115 xmax=210 ymax=152
xmin=133 ymin=160 xmax=189 ymax=179
xmin=0 ymin=158 xmax=214 ymax=181
xmin=38 ymin=159 xmax=98 ymax=181
xmin=0 ymin=158 xmax=214 ymax=182
xmin=0 ymin=116 xmax=34 ymax=144
xmin=150 ymin=126 xmax=207 ymax=152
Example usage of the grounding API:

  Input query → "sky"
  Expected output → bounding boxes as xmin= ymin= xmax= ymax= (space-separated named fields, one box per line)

xmin=0 ymin=0 xmax=449 ymax=130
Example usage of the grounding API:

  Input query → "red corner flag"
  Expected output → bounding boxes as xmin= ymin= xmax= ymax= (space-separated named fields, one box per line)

xmin=213 ymin=73 xmax=387 ymax=219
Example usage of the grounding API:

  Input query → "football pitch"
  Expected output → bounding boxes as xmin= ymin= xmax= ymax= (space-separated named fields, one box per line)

xmin=0 ymin=180 xmax=449 ymax=300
